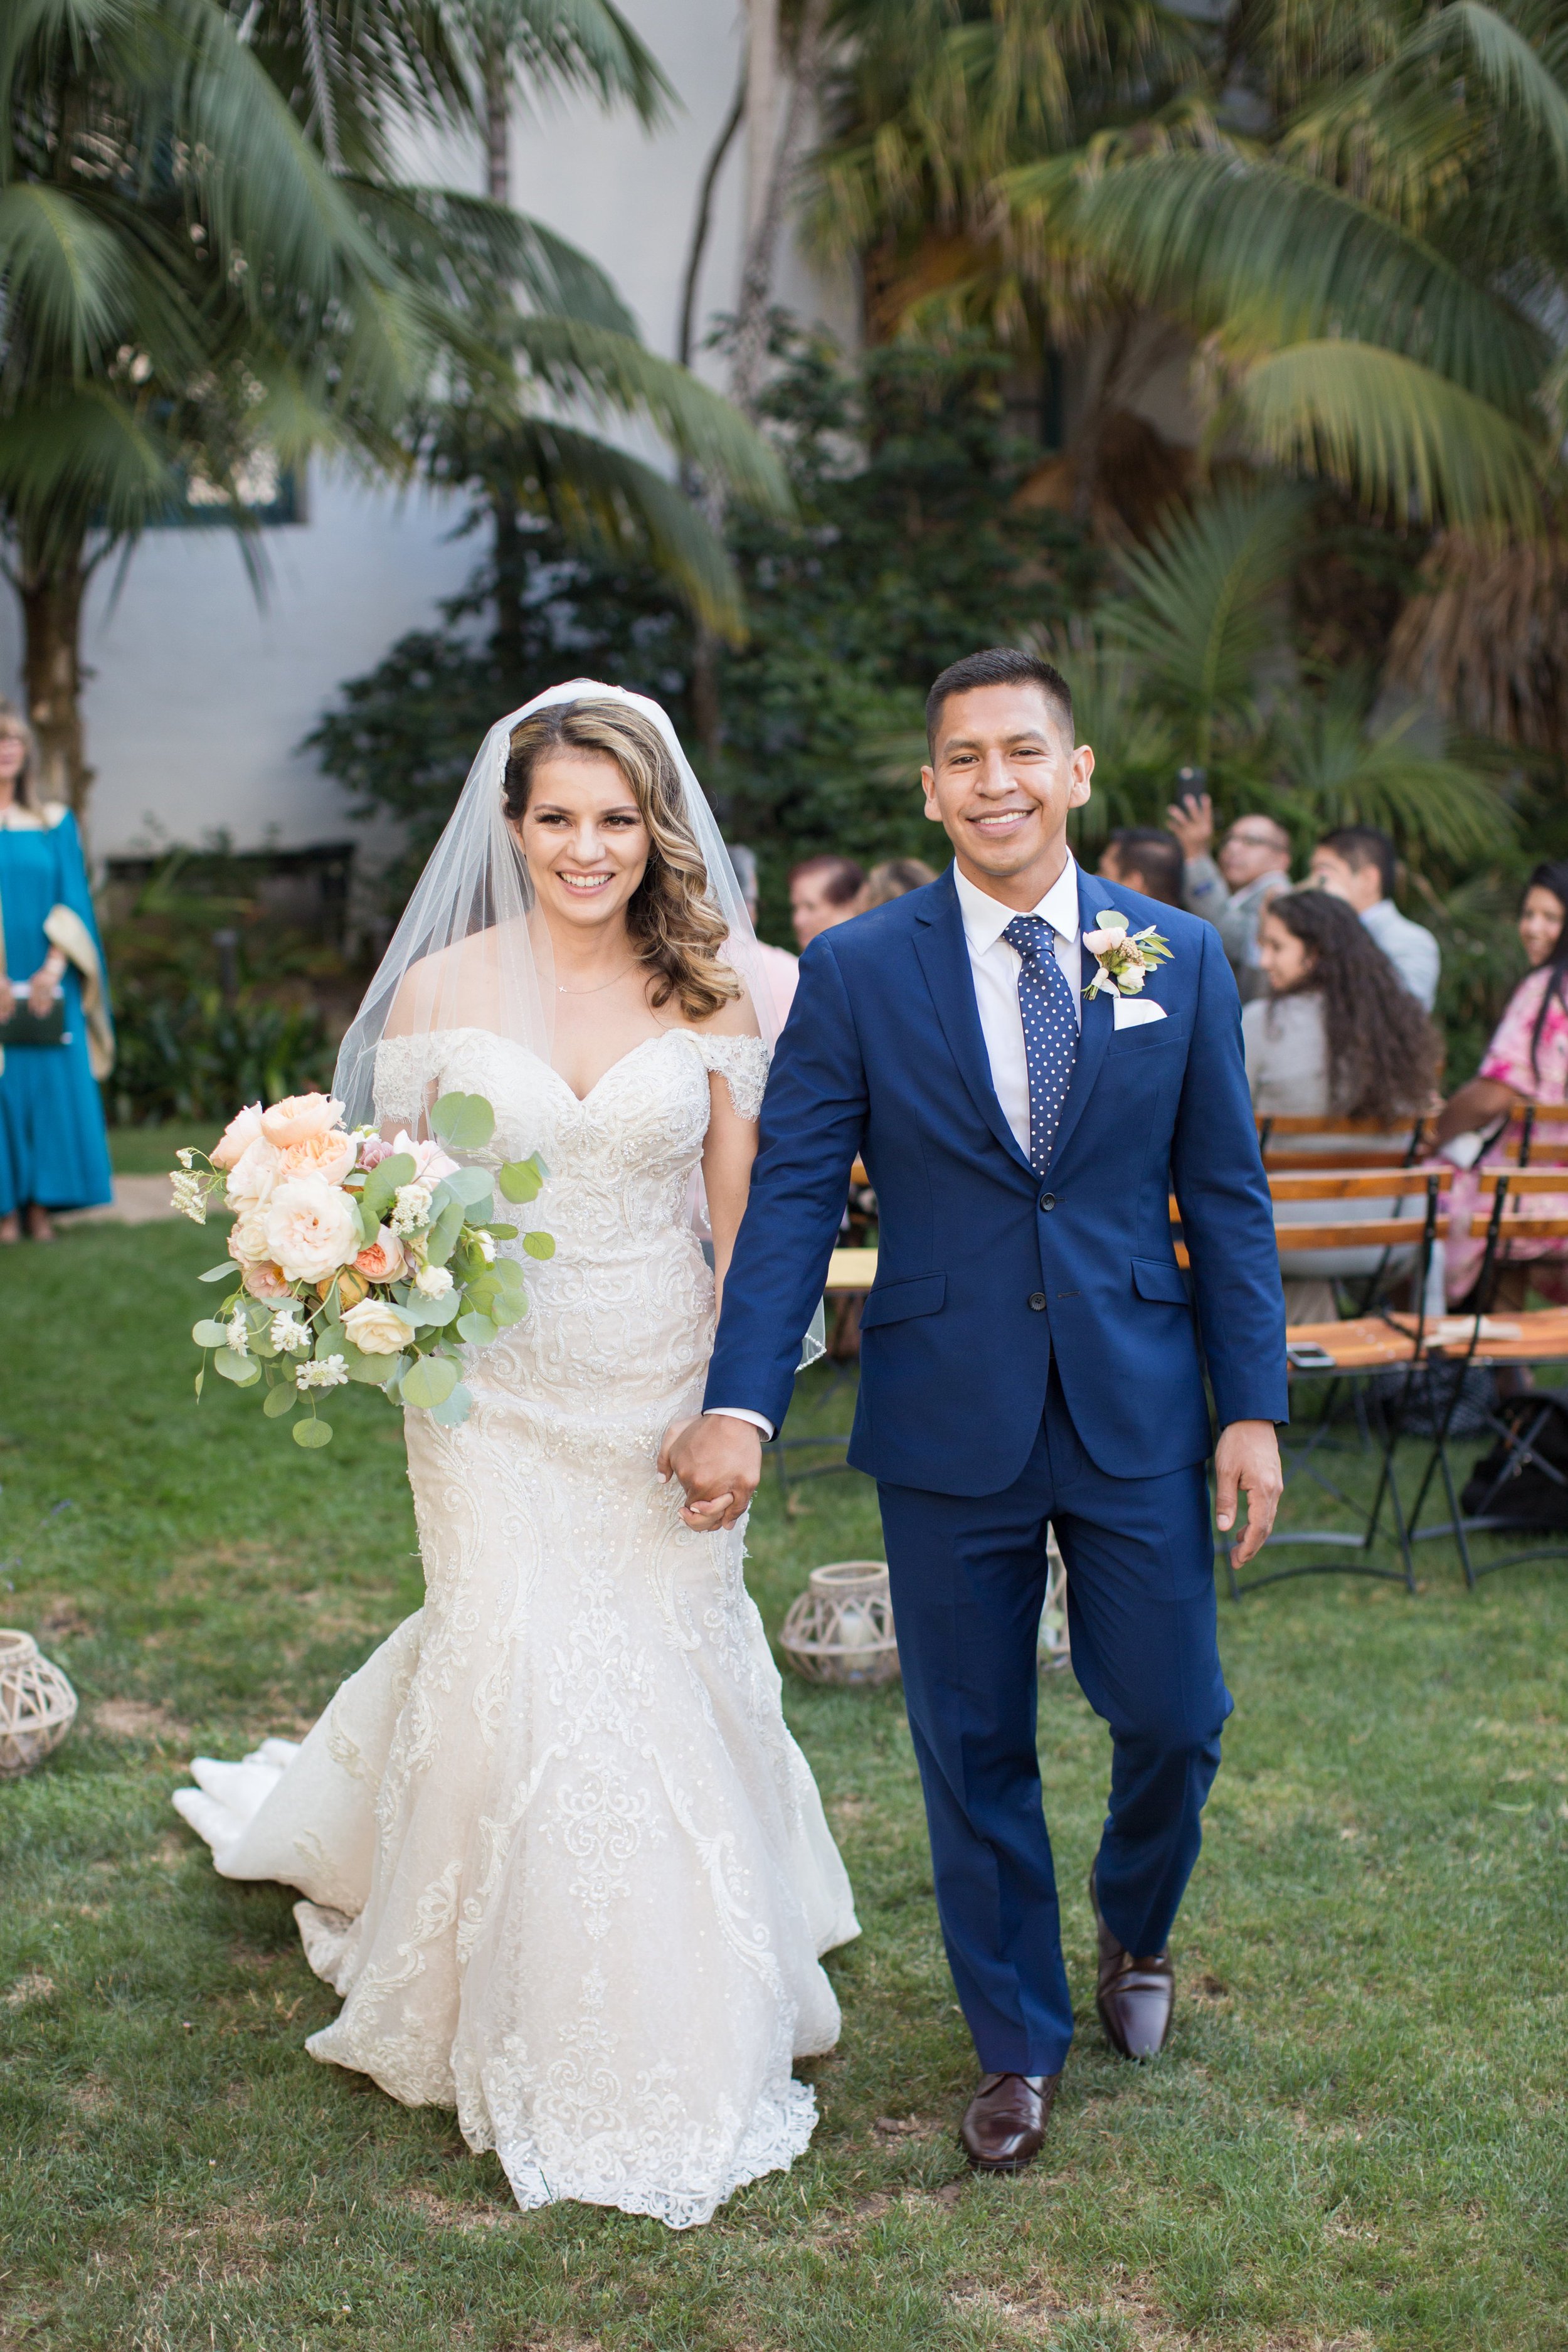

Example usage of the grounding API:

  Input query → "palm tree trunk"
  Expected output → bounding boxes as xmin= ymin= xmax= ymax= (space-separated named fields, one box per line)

xmin=19 ymin=539 xmax=94 ymax=816
xmin=484 ymin=38 xmax=510 ymax=206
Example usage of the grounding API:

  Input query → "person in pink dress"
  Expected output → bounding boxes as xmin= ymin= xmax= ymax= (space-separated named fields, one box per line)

xmin=1436 ymin=860 xmax=1568 ymax=1307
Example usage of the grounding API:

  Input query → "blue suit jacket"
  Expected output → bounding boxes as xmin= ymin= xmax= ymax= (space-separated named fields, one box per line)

xmin=705 ymin=862 xmax=1288 ymax=1495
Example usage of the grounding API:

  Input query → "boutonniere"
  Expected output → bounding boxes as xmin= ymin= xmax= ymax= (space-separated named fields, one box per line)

xmin=1083 ymin=909 xmax=1174 ymax=999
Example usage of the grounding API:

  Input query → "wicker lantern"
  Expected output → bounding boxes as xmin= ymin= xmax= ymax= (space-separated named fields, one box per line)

xmin=0 ymin=1630 xmax=78 ymax=1777
xmin=779 ymin=1561 xmax=899 ymax=1688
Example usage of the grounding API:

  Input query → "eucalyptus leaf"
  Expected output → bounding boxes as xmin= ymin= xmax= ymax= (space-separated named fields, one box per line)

xmin=360 ymin=1152 xmax=416 ymax=1221
xmin=263 ymin=1385 xmax=297 ymax=1418
xmin=445 ymin=1165 xmax=495 ymax=1207
xmin=293 ymin=1419 xmax=333 ymax=1449
xmin=401 ymin=1353 xmax=460 ymax=1409
xmin=432 ymin=1091 xmax=496 ymax=1151
xmin=429 ymin=1382 xmax=473 ymax=1428
xmin=198 ymin=1263 xmax=235 ymax=1283
xmin=424 ymin=1197 xmax=465 ymax=1267
xmin=489 ymin=1292 xmax=529 ymax=1327
xmin=418 ymin=1287 xmax=461 ymax=1327
xmin=191 ymin=1318 xmax=231 ymax=1349
xmin=213 ymin=1350 xmax=261 ymax=1387
xmin=315 ymin=1330 xmax=353 ymax=1363
xmin=484 ymin=1222 xmax=518 ymax=1240
xmin=522 ymin=1231 xmax=556 ymax=1261
xmin=193 ymin=1369 xmax=204 ymax=1398
xmin=499 ymin=1157 xmax=543 ymax=1204
xmin=456 ymin=1311 xmax=497 ymax=1346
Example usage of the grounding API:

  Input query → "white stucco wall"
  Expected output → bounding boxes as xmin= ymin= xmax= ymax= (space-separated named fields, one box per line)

xmin=0 ymin=1 xmax=852 ymax=862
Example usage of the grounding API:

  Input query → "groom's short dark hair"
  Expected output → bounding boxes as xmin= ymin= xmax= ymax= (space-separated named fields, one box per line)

xmin=926 ymin=649 xmax=1073 ymax=751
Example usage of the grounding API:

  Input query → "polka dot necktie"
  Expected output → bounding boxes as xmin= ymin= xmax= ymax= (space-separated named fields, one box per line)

xmin=1002 ymin=913 xmax=1079 ymax=1173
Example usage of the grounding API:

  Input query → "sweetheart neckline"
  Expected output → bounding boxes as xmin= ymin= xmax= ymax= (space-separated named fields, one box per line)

xmin=386 ymin=1024 xmax=760 ymax=1109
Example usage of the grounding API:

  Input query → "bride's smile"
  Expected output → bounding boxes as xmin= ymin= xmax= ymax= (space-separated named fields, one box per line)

xmin=512 ymin=753 xmax=652 ymax=945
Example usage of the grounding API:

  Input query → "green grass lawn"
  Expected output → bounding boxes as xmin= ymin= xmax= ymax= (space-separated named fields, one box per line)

xmin=1 ymin=1219 xmax=1565 ymax=2351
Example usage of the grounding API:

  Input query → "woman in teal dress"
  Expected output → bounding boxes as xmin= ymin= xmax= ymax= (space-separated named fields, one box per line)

xmin=0 ymin=702 xmax=114 ymax=1241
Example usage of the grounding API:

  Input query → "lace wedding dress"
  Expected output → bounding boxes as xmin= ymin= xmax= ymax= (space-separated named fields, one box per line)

xmin=174 ymin=1027 xmax=859 ymax=2229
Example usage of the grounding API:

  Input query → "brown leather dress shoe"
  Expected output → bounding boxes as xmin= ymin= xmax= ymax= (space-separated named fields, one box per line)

xmin=1089 ymin=1863 xmax=1174 ymax=2059
xmin=959 ymin=2070 xmax=1060 ymax=2171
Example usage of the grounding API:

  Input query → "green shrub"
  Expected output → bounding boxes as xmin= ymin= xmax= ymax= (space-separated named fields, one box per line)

xmin=109 ymin=983 xmax=332 ymax=1126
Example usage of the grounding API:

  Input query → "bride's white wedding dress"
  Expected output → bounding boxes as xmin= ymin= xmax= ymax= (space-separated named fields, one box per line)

xmin=174 ymin=1025 xmax=858 ymax=2229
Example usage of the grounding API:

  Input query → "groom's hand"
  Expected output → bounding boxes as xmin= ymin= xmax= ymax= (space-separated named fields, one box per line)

xmin=1214 ymin=1419 xmax=1283 ymax=1568
xmin=659 ymin=1414 xmax=761 ymax=1532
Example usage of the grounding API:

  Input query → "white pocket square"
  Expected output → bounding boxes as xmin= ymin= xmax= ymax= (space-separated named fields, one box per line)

xmin=1112 ymin=995 xmax=1168 ymax=1030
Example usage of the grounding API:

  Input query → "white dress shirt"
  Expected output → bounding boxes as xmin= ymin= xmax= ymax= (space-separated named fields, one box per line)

xmin=953 ymin=856 xmax=1082 ymax=1158
xmin=705 ymin=856 xmax=1085 ymax=1443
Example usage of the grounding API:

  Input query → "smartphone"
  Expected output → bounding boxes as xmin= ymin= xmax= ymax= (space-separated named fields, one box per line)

xmin=1172 ymin=764 xmax=1208 ymax=817
xmin=1286 ymin=1341 xmax=1337 ymax=1370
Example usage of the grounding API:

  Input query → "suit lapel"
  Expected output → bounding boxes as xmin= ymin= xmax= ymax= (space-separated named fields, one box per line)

xmin=911 ymin=870 xmax=1034 ymax=1177
xmin=1046 ymin=866 xmax=1113 ymax=1170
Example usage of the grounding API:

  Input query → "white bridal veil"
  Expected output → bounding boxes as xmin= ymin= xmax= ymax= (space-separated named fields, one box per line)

xmin=333 ymin=678 xmax=787 ymax=1125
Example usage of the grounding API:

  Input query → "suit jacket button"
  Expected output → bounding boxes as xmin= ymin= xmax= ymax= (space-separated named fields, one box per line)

xmin=1028 ymin=1291 xmax=1047 ymax=1311
xmin=1039 ymin=1192 xmax=1055 ymax=1211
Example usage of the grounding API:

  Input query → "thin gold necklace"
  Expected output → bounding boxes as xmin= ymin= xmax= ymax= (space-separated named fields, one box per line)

xmin=557 ymin=961 xmax=640 ymax=996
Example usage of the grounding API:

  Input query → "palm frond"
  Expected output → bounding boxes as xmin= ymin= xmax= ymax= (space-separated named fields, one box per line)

xmin=347 ymin=182 xmax=636 ymax=333
xmin=1099 ymin=482 xmax=1308 ymax=758
xmin=513 ymin=318 xmax=791 ymax=511
xmin=0 ymin=185 xmax=128 ymax=371
xmin=1067 ymin=150 xmax=1549 ymax=418
xmin=1276 ymin=688 xmax=1515 ymax=864
xmin=1232 ymin=341 xmax=1547 ymax=538
xmin=489 ymin=418 xmax=744 ymax=634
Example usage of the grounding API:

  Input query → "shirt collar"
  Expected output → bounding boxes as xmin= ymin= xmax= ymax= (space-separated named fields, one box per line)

xmin=954 ymin=852 xmax=1080 ymax=954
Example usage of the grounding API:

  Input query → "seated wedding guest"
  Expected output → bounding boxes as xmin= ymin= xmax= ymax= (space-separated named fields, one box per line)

xmin=1096 ymin=825 xmax=1183 ymax=907
xmin=1247 ymin=887 xmax=1440 ymax=1322
xmin=1308 ymin=825 xmax=1440 ymax=1012
xmin=725 ymin=842 xmax=799 ymax=1029
xmin=1165 ymin=790 xmax=1291 ymax=1000
xmin=788 ymin=852 xmax=868 ymax=950
xmin=866 ymin=856 xmax=937 ymax=907
xmin=0 ymin=701 xmax=114 ymax=1243
xmin=1433 ymin=861 xmax=1568 ymax=1310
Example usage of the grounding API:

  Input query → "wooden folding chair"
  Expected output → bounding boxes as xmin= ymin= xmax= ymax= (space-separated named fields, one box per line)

xmin=1173 ymin=1167 xmax=1452 ymax=1596
xmin=1256 ymin=1112 xmax=1431 ymax=1173
xmin=1404 ymin=1166 xmax=1568 ymax=1584
xmin=1256 ymin=1113 xmax=1434 ymax=1311
xmin=761 ymin=1242 xmax=875 ymax=1504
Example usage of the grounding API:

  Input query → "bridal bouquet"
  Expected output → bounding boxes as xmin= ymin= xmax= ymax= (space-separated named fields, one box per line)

xmin=169 ymin=1089 xmax=551 ymax=1448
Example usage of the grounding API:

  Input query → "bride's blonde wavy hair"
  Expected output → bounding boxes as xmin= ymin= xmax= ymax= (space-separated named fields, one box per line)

xmin=503 ymin=700 xmax=741 ymax=1024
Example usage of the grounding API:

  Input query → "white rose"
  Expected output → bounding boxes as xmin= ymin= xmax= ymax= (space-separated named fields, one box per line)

xmin=225 ymin=1135 xmax=282 ymax=1212
xmin=227 ymin=1207 xmax=271 ymax=1266
xmin=415 ymin=1261 xmax=454 ymax=1300
xmin=342 ymin=1297 xmax=417 ymax=1356
xmin=263 ymin=1176 xmax=362 ymax=1285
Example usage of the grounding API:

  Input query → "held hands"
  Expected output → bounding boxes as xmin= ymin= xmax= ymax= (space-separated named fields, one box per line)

xmin=1214 ymin=1419 xmax=1284 ymax=1569
xmin=658 ymin=1413 xmax=761 ymax=1532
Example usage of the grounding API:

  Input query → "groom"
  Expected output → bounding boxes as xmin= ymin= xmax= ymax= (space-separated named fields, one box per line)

xmin=665 ymin=649 xmax=1286 ymax=2169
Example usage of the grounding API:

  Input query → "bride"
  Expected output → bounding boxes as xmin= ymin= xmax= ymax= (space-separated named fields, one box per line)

xmin=173 ymin=681 xmax=858 ymax=2229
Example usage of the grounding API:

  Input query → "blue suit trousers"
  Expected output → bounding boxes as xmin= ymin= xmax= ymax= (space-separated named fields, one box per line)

xmin=877 ymin=1367 xmax=1231 ymax=2077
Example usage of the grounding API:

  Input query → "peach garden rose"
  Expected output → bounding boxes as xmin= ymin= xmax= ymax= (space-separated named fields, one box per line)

xmin=261 ymin=1093 xmax=346 ymax=1148
xmin=264 ymin=1176 xmax=361 ymax=1285
xmin=210 ymin=1101 xmax=263 ymax=1171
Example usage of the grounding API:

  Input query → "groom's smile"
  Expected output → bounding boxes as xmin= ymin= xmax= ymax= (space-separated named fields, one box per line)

xmin=922 ymin=681 xmax=1094 ymax=909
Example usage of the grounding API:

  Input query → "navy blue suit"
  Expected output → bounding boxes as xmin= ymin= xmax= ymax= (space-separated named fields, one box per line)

xmin=706 ymin=862 xmax=1286 ymax=2072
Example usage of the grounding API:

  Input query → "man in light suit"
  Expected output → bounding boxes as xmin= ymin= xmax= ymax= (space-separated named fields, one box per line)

xmin=664 ymin=649 xmax=1286 ymax=2172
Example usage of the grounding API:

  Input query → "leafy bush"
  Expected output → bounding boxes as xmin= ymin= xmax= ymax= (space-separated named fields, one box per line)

xmin=110 ymin=986 xmax=332 ymax=1127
